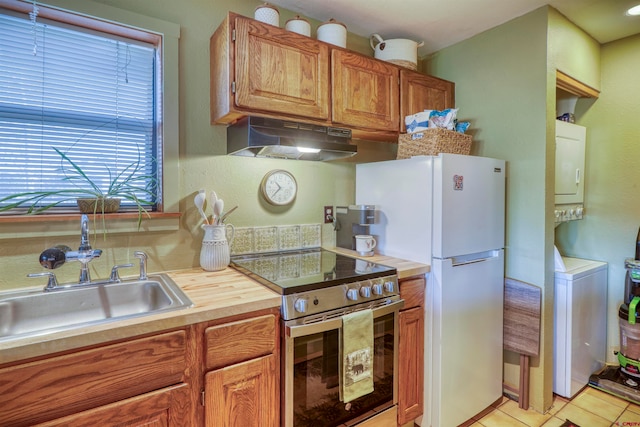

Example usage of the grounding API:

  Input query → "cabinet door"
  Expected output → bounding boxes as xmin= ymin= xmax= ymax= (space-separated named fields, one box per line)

xmin=0 ymin=330 xmax=187 ymax=426
xmin=234 ymin=16 xmax=329 ymax=120
xmin=555 ymin=120 xmax=586 ymax=204
xmin=34 ymin=384 xmax=190 ymax=427
xmin=204 ymin=354 xmax=278 ymax=427
xmin=331 ymin=49 xmax=399 ymax=131
xmin=398 ymin=306 xmax=424 ymax=425
xmin=400 ymin=69 xmax=455 ymax=132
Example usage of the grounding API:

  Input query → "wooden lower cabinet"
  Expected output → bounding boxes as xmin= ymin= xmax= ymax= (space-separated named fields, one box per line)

xmin=35 ymin=384 xmax=191 ymax=427
xmin=204 ymin=354 xmax=278 ymax=427
xmin=0 ymin=308 xmax=280 ymax=427
xmin=0 ymin=330 xmax=193 ymax=427
xmin=202 ymin=313 xmax=279 ymax=427
xmin=397 ymin=275 xmax=426 ymax=426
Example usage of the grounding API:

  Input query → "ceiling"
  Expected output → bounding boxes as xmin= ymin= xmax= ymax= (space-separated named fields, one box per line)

xmin=266 ymin=0 xmax=640 ymax=55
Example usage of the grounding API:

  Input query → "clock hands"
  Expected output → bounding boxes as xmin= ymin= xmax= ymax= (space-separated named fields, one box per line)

xmin=271 ymin=182 xmax=282 ymax=198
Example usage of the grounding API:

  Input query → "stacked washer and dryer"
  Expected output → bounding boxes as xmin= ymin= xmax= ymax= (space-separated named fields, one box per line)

xmin=553 ymin=119 xmax=610 ymax=398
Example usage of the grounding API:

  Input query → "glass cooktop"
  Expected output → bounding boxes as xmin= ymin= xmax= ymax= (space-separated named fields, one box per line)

xmin=230 ymin=248 xmax=396 ymax=295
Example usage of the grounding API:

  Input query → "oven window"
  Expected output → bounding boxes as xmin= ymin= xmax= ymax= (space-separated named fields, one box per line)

xmin=292 ymin=313 xmax=395 ymax=427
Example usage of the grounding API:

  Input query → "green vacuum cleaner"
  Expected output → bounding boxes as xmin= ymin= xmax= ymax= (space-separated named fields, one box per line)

xmin=590 ymin=258 xmax=640 ymax=404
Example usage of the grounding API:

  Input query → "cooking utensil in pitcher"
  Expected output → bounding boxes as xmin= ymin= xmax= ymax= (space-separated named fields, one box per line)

xmin=219 ymin=205 xmax=238 ymax=224
xmin=194 ymin=190 xmax=209 ymax=225
xmin=209 ymin=191 xmax=218 ymax=223
xmin=213 ymin=199 xmax=224 ymax=224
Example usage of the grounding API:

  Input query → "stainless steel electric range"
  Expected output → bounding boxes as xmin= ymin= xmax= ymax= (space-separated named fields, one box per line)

xmin=231 ymin=248 xmax=403 ymax=427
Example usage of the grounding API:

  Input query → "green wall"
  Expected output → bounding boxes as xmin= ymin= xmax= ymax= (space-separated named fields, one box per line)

xmin=556 ymin=32 xmax=640 ymax=361
xmin=426 ymin=7 xmax=553 ymax=412
xmin=0 ymin=0 xmax=367 ymax=289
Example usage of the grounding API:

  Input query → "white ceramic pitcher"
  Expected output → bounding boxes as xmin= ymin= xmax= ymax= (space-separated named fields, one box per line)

xmin=200 ymin=223 xmax=235 ymax=271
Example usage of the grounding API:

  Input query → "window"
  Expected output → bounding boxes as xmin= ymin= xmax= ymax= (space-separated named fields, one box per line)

xmin=0 ymin=2 xmax=162 ymax=213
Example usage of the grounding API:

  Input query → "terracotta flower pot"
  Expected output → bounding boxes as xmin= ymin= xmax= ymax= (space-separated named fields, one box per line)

xmin=76 ymin=197 xmax=121 ymax=214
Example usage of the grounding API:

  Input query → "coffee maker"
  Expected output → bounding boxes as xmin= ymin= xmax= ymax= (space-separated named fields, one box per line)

xmin=335 ymin=205 xmax=377 ymax=251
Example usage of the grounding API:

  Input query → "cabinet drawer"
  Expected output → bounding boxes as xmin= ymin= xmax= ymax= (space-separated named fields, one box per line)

xmin=399 ymin=276 xmax=426 ymax=310
xmin=205 ymin=314 xmax=276 ymax=370
xmin=34 ymin=383 xmax=189 ymax=427
xmin=0 ymin=330 xmax=187 ymax=426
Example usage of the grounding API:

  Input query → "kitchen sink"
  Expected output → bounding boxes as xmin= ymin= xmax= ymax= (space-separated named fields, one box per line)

xmin=0 ymin=274 xmax=193 ymax=342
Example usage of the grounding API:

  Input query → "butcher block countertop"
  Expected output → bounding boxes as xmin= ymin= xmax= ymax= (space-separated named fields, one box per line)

xmin=328 ymin=246 xmax=430 ymax=279
xmin=1 ymin=250 xmax=428 ymax=364
xmin=0 ymin=267 xmax=280 ymax=364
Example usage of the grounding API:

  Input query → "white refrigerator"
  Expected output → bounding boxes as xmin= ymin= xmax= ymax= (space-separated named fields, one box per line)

xmin=356 ymin=154 xmax=506 ymax=427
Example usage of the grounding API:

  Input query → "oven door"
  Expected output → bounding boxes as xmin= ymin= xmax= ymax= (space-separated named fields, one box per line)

xmin=282 ymin=299 xmax=403 ymax=427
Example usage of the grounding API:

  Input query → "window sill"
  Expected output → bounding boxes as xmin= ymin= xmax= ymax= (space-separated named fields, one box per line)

xmin=0 ymin=212 xmax=181 ymax=240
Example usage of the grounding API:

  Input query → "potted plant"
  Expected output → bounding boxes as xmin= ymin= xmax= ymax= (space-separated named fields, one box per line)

xmin=0 ymin=147 xmax=157 ymax=227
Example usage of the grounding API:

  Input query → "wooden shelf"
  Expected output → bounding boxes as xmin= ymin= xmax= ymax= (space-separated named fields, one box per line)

xmin=556 ymin=70 xmax=600 ymax=98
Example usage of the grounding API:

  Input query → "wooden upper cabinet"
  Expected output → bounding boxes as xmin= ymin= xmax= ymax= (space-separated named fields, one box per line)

xmin=211 ymin=13 xmax=329 ymax=124
xmin=400 ymin=69 xmax=455 ymax=132
xmin=331 ymin=49 xmax=400 ymax=132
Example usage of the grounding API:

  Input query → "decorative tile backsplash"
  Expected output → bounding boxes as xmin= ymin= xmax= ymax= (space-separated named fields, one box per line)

xmin=253 ymin=226 xmax=279 ymax=253
xmin=301 ymin=224 xmax=321 ymax=248
xmin=278 ymin=225 xmax=301 ymax=251
xmin=230 ymin=223 xmax=322 ymax=255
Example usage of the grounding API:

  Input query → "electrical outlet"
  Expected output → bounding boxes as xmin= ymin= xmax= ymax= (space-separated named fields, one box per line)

xmin=324 ymin=206 xmax=334 ymax=224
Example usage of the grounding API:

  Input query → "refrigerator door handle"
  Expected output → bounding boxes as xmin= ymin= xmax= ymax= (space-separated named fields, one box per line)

xmin=450 ymin=250 xmax=501 ymax=267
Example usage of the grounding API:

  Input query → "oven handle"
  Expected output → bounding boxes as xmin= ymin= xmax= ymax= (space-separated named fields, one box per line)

xmin=285 ymin=299 xmax=404 ymax=338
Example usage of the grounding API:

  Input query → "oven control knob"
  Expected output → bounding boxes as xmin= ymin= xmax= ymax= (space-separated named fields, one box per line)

xmin=346 ymin=288 xmax=359 ymax=301
xmin=360 ymin=286 xmax=372 ymax=298
xmin=384 ymin=281 xmax=395 ymax=293
xmin=294 ymin=298 xmax=308 ymax=313
xmin=372 ymin=284 xmax=383 ymax=295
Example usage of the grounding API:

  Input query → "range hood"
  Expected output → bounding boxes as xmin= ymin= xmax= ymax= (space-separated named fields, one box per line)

xmin=227 ymin=117 xmax=357 ymax=161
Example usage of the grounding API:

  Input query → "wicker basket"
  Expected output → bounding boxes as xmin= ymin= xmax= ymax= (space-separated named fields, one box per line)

xmin=76 ymin=197 xmax=121 ymax=214
xmin=397 ymin=128 xmax=472 ymax=159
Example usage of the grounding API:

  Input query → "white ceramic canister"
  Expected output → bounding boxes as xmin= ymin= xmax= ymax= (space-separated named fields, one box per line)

xmin=285 ymin=15 xmax=311 ymax=37
xmin=317 ymin=18 xmax=347 ymax=48
xmin=200 ymin=223 xmax=235 ymax=272
xmin=254 ymin=3 xmax=280 ymax=27
xmin=370 ymin=33 xmax=424 ymax=70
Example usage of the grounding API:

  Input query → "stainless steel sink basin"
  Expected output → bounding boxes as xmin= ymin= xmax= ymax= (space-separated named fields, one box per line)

xmin=0 ymin=274 xmax=193 ymax=342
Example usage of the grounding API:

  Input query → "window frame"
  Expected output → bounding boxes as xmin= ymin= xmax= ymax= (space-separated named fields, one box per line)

xmin=0 ymin=0 xmax=180 ymax=236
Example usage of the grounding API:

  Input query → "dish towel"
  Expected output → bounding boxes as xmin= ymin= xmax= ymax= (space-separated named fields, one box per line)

xmin=341 ymin=309 xmax=374 ymax=403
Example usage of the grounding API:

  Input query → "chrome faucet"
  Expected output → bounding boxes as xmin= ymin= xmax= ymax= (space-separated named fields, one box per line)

xmin=31 ymin=216 xmax=152 ymax=291
xmin=134 ymin=251 xmax=148 ymax=280
xmin=72 ymin=214 xmax=102 ymax=283
xmin=36 ymin=214 xmax=102 ymax=285
xmin=79 ymin=213 xmax=92 ymax=252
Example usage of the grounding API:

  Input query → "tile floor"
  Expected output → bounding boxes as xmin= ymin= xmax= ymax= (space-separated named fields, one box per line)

xmin=461 ymin=386 xmax=640 ymax=427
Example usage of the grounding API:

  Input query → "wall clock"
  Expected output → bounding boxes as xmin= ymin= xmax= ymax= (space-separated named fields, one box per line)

xmin=260 ymin=169 xmax=297 ymax=206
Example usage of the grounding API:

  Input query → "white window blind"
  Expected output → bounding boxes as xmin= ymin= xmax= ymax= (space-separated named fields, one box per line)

xmin=0 ymin=7 xmax=158 ymax=211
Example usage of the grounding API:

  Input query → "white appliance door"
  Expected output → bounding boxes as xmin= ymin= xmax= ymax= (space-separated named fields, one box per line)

xmin=356 ymin=157 xmax=433 ymax=264
xmin=432 ymin=154 xmax=505 ymax=259
xmin=555 ymin=120 xmax=586 ymax=205
xmin=428 ymin=250 xmax=504 ymax=427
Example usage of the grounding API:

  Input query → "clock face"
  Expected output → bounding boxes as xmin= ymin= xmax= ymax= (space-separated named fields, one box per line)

xmin=261 ymin=170 xmax=297 ymax=206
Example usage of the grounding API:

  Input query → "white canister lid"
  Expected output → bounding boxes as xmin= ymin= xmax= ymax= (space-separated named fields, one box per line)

xmin=317 ymin=18 xmax=347 ymax=48
xmin=254 ymin=3 xmax=280 ymax=27
xmin=285 ymin=15 xmax=311 ymax=37
xmin=286 ymin=15 xmax=310 ymax=25
xmin=318 ymin=18 xmax=346 ymax=30
xmin=254 ymin=2 xmax=279 ymax=12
